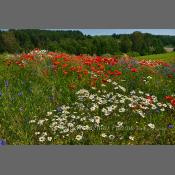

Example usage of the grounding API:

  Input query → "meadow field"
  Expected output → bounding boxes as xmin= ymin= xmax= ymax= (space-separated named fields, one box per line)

xmin=136 ymin=51 xmax=175 ymax=63
xmin=0 ymin=49 xmax=175 ymax=145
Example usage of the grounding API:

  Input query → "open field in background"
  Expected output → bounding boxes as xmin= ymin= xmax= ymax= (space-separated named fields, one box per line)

xmin=136 ymin=52 xmax=175 ymax=63
xmin=0 ymin=50 xmax=175 ymax=145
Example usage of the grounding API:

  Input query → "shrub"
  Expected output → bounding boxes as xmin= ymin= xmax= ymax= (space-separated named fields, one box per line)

xmin=126 ymin=51 xmax=140 ymax=57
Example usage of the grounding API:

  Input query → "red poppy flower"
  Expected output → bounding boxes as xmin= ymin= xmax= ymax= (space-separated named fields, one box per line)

xmin=146 ymin=96 xmax=153 ymax=104
xmin=171 ymin=99 xmax=175 ymax=107
xmin=131 ymin=68 xmax=138 ymax=72
xmin=102 ymin=79 xmax=108 ymax=83
xmin=168 ymin=74 xmax=173 ymax=78
xmin=16 ymin=61 xmax=21 ymax=65
xmin=114 ymin=70 xmax=122 ymax=76
xmin=78 ymin=74 xmax=82 ymax=80
xmin=83 ymin=70 xmax=88 ymax=75
xmin=165 ymin=96 xmax=173 ymax=101
xmin=62 ymin=64 xmax=68 ymax=68
xmin=53 ymin=61 xmax=60 ymax=65
xmin=63 ymin=71 xmax=68 ymax=75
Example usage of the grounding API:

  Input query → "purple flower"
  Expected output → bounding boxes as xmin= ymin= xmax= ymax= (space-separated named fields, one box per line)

xmin=18 ymin=92 xmax=23 ymax=96
xmin=168 ymin=124 xmax=174 ymax=129
xmin=0 ymin=139 xmax=6 ymax=146
xmin=0 ymin=91 xmax=2 ymax=97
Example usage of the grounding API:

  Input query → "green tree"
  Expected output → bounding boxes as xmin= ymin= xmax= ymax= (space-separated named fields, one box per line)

xmin=1 ymin=31 xmax=21 ymax=53
xmin=0 ymin=32 xmax=5 ymax=53
xmin=119 ymin=36 xmax=132 ymax=53
xmin=131 ymin=31 xmax=145 ymax=55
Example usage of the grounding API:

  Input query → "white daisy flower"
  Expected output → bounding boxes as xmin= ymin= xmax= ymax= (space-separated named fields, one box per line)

xmin=162 ymin=104 xmax=167 ymax=108
xmin=89 ymin=118 xmax=95 ymax=123
xmin=129 ymin=103 xmax=136 ymax=108
xmin=160 ymin=108 xmax=165 ymax=112
xmin=101 ymin=133 xmax=107 ymax=138
xmin=42 ymin=132 xmax=47 ymax=136
xmin=120 ymin=100 xmax=125 ymax=103
xmin=37 ymin=120 xmax=45 ymax=126
xmin=129 ymin=136 xmax=135 ymax=141
xmin=139 ymin=91 xmax=144 ymax=94
xmin=89 ymin=94 xmax=95 ymax=100
xmin=112 ymin=82 xmax=118 ymax=86
xmin=90 ymin=106 xmax=96 ymax=111
xmin=47 ymin=137 xmax=52 ymax=141
xmin=151 ymin=105 xmax=157 ymax=110
xmin=114 ymin=87 xmax=119 ymax=90
xmin=157 ymin=103 xmax=162 ymax=107
xmin=148 ymin=123 xmax=155 ymax=129
xmin=130 ymin=90 xmax=136 ymax=94
xmin=119 ymin=108 xmax=125 ymax=113
xmin=116 ymin=121 xmax=123 ymax=128
xmin=118 ymin=85 xmax=126 ymax=92
xmin=76 ymin=125 xmax=82 ymax=130
xmin=109 ymin=135 xmax=115 ymax=140
xmin=47 ymin=111 xmax=53 ymax=116
xmin=94 ymin=116 xmax=100 ymax=125
xmin=75 ymin=135 xmax=83 ymax=141
xmin=29 ymin=120 xmax=36 ymax=124
xmin=107 ymin=79 xmax=112 ymax=83
xmin=82 ymin=125 xmax=90 ymax=130
xmin=39 ymin=136 xmax=45 ymax=142
xmin=67 ymin=123 xmax=74 ymax=128
xmin=147 ymin=76 xmax=152 ymax=79
xmin=35 ymin=132 xmax=40 ymax=135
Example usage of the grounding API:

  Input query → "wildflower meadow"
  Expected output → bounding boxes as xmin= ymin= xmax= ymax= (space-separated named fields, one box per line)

xmin=0 ymin=49 xmax=175 ymax=145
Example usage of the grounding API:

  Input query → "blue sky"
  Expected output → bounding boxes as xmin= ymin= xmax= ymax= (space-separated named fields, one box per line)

xmin=62 ymin=29 xmax=175 ymax=36
xmin=1 ymin=29 xmax=175 ymax=36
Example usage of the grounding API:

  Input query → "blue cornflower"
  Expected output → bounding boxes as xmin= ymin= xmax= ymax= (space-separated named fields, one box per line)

xmin=56 ymin=106 xmax=63 ymax=113
xmin=0 ymin=139 xmax=6 ymax=146
xmin=0 ymin=91 xmax=2 ymax=97
xmin=168 ymin=124 xmax=174 ymax=129
xmin=156 ymin=108 xmax=160 ymax=113
xmin=18 ymin=92 xmax=23 ymax=96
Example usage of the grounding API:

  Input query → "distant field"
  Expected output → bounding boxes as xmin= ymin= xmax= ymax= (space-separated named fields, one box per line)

xmin=136 ymin=52 xmax=175 ymax=63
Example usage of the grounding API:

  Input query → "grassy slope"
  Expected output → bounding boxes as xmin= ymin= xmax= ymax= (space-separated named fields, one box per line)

xmin=136 ymin=52 xmax=175 ymax=63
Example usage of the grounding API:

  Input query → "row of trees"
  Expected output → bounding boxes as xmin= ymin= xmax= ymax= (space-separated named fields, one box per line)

xmin=0 ymin=29 xmax=174 ymax=56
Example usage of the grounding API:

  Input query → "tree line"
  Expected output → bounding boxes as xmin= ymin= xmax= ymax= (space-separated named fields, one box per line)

xmin=0 ymin=29 xmax=175 ymax=56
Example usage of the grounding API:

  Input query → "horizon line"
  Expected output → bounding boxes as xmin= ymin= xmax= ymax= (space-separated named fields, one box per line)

xmin=1 ymin=29 xmax=175 ymax=36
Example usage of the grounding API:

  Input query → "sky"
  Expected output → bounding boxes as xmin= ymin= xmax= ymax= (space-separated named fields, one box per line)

xmin=60 ymin=29 xmax=175 ymax=36
xmin=1 ymin=29 xmax=175 ymax=36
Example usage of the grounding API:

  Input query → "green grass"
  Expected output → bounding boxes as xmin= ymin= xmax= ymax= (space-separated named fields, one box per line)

xmin=136 ymin=51 xmax=175 ymax=63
